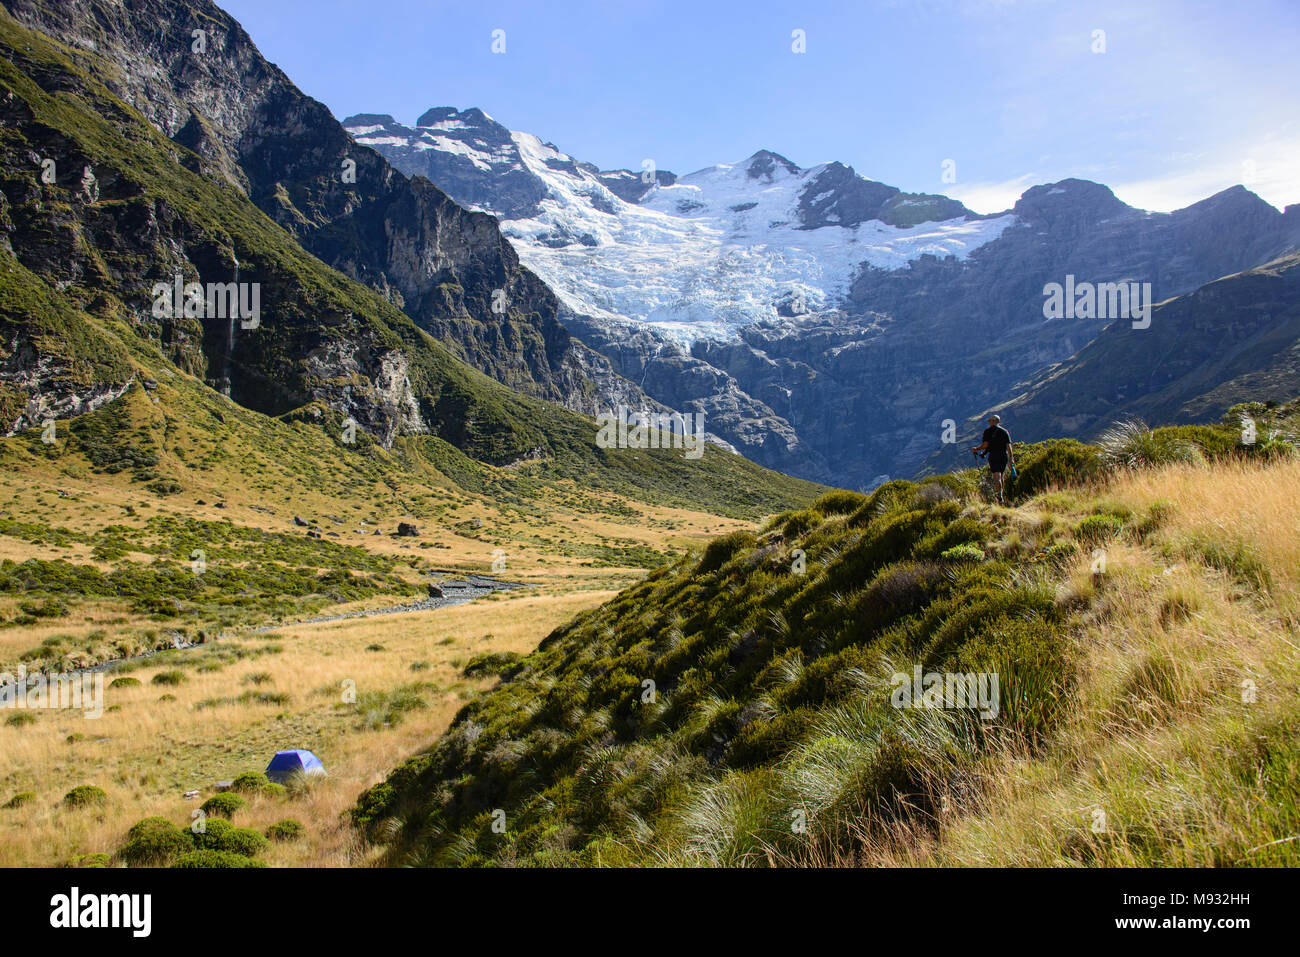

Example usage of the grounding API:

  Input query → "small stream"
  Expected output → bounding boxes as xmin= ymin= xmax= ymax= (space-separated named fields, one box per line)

xmin=1 ymin=575 xmax=530 ymax=687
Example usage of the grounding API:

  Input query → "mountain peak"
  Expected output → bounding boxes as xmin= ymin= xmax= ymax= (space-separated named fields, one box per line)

xmin=1012 ymin=179 xmax=1134 ymax=227
xmin=341 ymin=112 xmax=396 ymax=128
xmin=745 ymin=150 xmax=801 ymax=180
xmin=1175 ymin=184 xmax=1276 ymax=217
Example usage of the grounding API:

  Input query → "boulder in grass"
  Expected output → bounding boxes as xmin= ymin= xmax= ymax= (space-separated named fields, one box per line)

xmin=397 ymin=522 xmax=420 ymax=537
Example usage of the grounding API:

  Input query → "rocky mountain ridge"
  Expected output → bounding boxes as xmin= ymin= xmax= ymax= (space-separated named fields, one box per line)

xmin=350 ymin=107 xmax=1300 ymax=485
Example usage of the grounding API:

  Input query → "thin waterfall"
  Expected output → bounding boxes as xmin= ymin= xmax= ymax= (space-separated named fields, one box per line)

xmin=223 ymin=249 xmax=238 ymax=395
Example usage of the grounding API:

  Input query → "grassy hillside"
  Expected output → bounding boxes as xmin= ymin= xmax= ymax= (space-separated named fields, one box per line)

xmin=354 ymin=402 xmax=1300 ymax=867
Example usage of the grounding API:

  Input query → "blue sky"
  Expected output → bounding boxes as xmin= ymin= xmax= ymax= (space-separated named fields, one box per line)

xmin=218 ymin=0 xmax=1300 ymax=213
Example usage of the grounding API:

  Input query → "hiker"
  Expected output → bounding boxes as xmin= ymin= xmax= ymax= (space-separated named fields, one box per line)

xmin=971 ymin=414 xmax=1014 ymax=504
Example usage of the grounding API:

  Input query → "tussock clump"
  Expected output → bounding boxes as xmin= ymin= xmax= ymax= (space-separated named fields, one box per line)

xmin=1098 ymin=419 xmax=1198 ymax=470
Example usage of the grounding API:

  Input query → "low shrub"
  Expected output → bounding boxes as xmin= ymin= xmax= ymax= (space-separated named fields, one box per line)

xmin=197 ymin=822 xmax=268 ymax=857
xmin=172 ymin=849 xmax=265 ymax=868
xmin=1074 ymin=514 xmax=1124 ymax=545
xmin=119 ymin=817 xmax=189 ymax=865
xmin=941 ymin=542 xmax=985 ymax=563
xmin=1011 ymin=440 xmax=1103 ymax=498
xmin=230 ymin=771 xmax=272 ymax=794
xmin=696 ymin=531 xmax=758 ymax=575
xmin=463 ymin=651 xmax=522 ymax=678
xmin=200 ymin=793 xmax=246 ymax=819
xmin=63 ymin=785 xmax=107 ymax=809
xmin=266 ymin=819 xmax=305 ymax=842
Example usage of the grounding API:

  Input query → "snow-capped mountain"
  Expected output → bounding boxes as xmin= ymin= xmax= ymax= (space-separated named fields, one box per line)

xmin=346 ymin=109 xmax=1300 ymax=486
xmin=346 ymin=110 xmax=1011 ymax=349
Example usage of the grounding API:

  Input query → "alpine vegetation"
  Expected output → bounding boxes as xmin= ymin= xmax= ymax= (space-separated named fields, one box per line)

xmin=356 ymin=404 xmax=1300 ymax=868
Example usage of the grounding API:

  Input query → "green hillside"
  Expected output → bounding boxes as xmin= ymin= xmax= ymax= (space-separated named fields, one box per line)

xmin=355 ymin=405 xmax=1300 ymax=867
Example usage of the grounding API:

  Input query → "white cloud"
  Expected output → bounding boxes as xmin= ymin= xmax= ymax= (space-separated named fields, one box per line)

xmin=1111 ymin=136 xmax=1300 ymax=213
xmin=944 ymin=133 xmax=1300 ymax=216
xmin=945 ymin=174 xmax=1038 ymax=215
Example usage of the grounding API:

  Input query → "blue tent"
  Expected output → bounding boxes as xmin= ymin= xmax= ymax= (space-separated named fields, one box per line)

xmin=265 ymin=749 xmax=327 ymax=784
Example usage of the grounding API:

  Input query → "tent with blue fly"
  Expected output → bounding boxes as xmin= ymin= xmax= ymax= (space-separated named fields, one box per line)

xmin=265 ymin=749 xmax=327 ymax=784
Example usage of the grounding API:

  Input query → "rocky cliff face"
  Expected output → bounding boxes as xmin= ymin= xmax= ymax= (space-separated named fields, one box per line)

xmin=354 ymin=109 xmax=1300 ymax=486
xmin=2 ymin=0 xmax=653 ymax=419
xmin=0 ymin=9 xmax=594 ymax=466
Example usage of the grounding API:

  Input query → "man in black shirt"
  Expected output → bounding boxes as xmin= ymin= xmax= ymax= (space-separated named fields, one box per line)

xmin=971 ymin=414 xmax=1014 ymax=504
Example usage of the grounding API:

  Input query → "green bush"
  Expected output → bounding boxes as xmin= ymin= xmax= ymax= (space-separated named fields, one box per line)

xmin=172 ymin=849 xmax=266 ymax=868
xmin=1044 ymin=541 xmax=1077 ymax=565
xmin=780 ymin=508 xmax=822 ymax=539
xmin=109 ymin=676 xmax=141 ymax=688
xmin=1011 ymin=440 xmax=1103 ymax=498
xmin=151 ymin=670 xmax=186 ymax=686
xmin=119 ymin=817 xmax=190 ymax=865
xmin=63 ymin=785 xmax=107 ymax=809
xmin=266 ymin=819 xmax=305 ymax=842
xmin=463 ymin=651 xmax=522 ymax=678
xmin=696 ymin=531 xmax=758 ymax=575
xmin=193 ymin=819 xmax=267 ymax=857
xmin=190 ymin=817 xmax=235 ymax=850
xmin=200 ymin=793 xmax=246 ymax=819
xmin=941 ymin=542 xmax=985 ymax=563
xmin=811 ymin=490 xmax=867 ymax=516
xmin=19 ymin=597 xmax=69 ymax=619
xmin=230 ymin=771 xmax=272 ymax=794
xmin=4 ymin=791 xmax=36 ymax=809
xmin=1074 ymin=514 xmax=1125 ymax=545
xmin=74 ymin=852 xmax=111 ymax=868
xmin=5 ymin=712 xmax=36 ymax=728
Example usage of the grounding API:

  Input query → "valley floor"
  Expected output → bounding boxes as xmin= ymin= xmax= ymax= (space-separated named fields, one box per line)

xmin=0 ymin=401 xmax=761 ymax=867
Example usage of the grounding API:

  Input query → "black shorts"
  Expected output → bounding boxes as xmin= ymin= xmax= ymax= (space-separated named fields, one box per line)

xmin=988 ymin=453 xmax=1008 ymax=474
